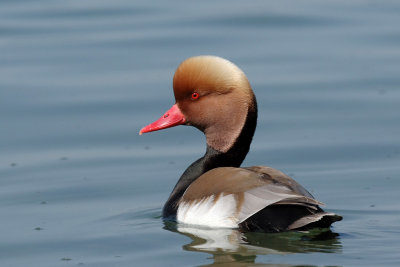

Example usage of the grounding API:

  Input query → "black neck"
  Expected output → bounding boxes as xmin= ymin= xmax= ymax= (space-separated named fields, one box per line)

xmin=162 ymin=96 xmax=258 ymax=218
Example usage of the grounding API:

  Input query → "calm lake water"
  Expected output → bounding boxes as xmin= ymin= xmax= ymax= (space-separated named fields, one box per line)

xmin=1 ymin=0 xmax=400 ymax=266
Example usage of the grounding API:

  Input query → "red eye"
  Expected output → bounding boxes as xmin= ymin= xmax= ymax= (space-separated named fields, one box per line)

xmin=191 ymin=92 xmax=199 ymax=100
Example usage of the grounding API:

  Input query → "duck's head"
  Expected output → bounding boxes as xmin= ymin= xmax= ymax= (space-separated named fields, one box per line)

xmin=140 ymin=56 xmax=257 ymax=152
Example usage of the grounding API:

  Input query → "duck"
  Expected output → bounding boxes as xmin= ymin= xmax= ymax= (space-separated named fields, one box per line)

xmin=140 ymin=56 xmax=342 ymax=232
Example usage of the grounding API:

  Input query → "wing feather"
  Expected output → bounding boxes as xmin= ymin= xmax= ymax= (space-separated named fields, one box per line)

xmin=178 ymin=166 xmax=332 ymax=229
xmin=238 ymin=185 xmax=321 ymax=223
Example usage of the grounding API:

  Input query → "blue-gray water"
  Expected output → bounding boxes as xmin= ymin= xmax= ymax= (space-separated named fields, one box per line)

xmin=1 ymin=0 xmax=400 ymax=266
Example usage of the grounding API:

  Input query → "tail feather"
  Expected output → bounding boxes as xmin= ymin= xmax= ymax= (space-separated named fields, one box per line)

xmin=239 ymin=204 xmax=342 ymax=232
xmin=288 ymin=212 xmax=342 ymax=230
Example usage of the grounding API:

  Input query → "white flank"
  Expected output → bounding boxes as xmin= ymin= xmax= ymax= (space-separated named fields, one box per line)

xmin=177 ymin=195 xmax=238 ymax=228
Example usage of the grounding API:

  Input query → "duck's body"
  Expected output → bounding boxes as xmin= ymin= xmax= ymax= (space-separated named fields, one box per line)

xmin=140 ymin=56 xmax=341 ymax=232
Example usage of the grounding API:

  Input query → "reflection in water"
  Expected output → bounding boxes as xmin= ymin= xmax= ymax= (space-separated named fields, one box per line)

xmin=164 ymin=221 xmax=341 ymax=266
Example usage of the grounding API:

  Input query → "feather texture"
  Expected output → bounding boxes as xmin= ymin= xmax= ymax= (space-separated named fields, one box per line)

xmin=176 ymin=166 xmax=341 ymax=231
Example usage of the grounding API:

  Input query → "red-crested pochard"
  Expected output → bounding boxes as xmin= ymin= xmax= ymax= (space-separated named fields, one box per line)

xmin=140 ymin=56 xmax=342 ymax=232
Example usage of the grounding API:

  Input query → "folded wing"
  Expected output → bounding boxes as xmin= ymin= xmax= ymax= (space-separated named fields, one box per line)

xmin=177 ymin=166 xmax=342 ymax=232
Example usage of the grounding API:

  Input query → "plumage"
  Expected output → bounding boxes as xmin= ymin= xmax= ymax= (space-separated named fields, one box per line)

xmin=177 ymin=166 xmax=328 ymax=231
xmin=140 ymin=55 xmax=342 ymax=232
